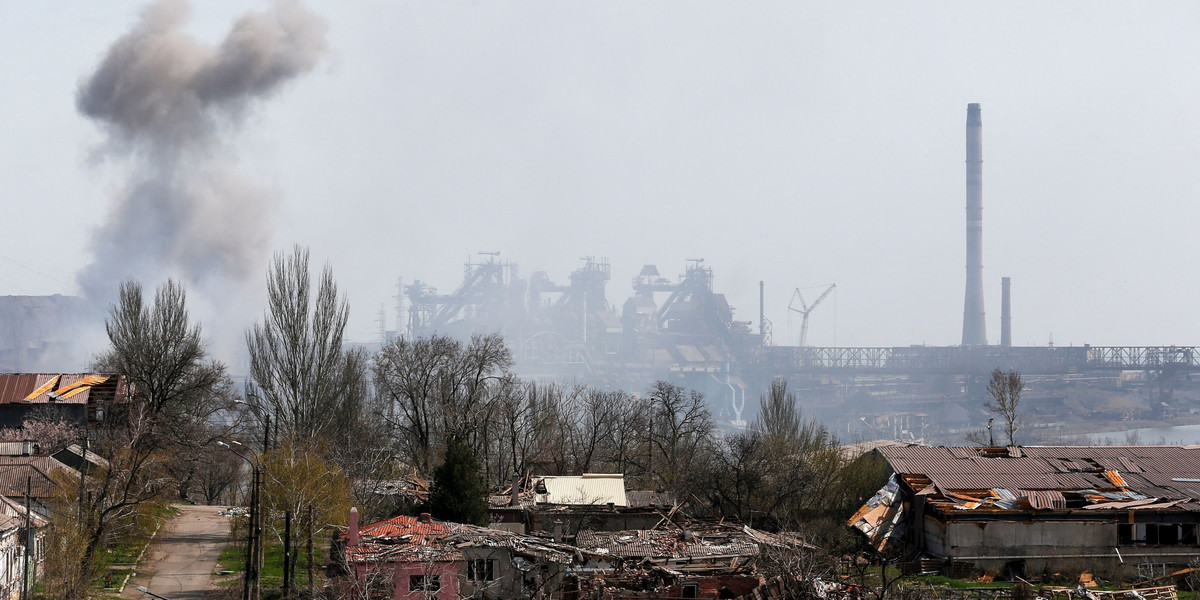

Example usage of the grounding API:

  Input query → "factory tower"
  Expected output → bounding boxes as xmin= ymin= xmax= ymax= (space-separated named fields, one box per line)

xmin=961 ymin=103 xmax=987 ymax=346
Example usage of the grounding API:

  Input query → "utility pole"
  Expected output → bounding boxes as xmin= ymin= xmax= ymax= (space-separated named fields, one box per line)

xmin=255 ymin=468 xmax=263 ymax=600
xmin=219 ymin=439 xmax=260 ymax=600
xmin=282 ymin=510 xmax=292 ymax=599
xmin=21 ymin=476 xmax=30 ymax=600
xmin=242 ymin=465 xmax=257 ymax=600
xmin=306 ymin=504 xmax=314 ymax=599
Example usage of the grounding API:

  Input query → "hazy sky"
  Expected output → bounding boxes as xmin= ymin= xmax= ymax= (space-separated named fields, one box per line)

xmin=3 ymin=2 xmax=1200 ymax=356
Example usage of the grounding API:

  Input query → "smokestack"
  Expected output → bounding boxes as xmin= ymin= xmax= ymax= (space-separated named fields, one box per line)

xmin=962 ymin=103 xmax=988 ymax=346
xmin=759 ymin=281 xmax=765 ymax=339
xmin=348 ymin=507 xmax=359 ymax=546
xmin=1000 ymin=277 xmax=1011 ymax=347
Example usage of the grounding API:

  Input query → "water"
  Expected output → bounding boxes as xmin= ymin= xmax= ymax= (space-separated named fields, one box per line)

xmin=1087 ymin=423 xmax=1200 ymax=445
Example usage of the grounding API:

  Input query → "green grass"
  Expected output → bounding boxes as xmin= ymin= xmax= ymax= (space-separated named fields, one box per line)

xmin=911 ymin=575 xmax=1011 ymax=589
xmin=102 ymin=542 xmax=142 ymax=565
xmin=218 ymin=544 xmax=247 ymax=573
xmin=216 ymin=540 xmax=327 ymax=591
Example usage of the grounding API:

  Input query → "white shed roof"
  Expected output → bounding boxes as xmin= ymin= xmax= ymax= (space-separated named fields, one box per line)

xmin=535 ymin=474 xmax=627 ymax=506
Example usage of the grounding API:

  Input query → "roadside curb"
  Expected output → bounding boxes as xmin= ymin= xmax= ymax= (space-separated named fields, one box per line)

xmin=117 ymin=516 xmax=166 ymax=594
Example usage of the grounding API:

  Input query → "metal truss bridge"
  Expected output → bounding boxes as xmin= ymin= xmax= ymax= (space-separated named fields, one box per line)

xmin=757 ymin=345 xmax=1200 ymax=376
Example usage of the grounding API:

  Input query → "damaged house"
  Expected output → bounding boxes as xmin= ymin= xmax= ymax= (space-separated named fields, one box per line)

xmin=490 ymin=474 xmax=674 ymax=536
xmin=565 ymin=523 xmax=805 ymax=600
xmin=0 ymin=373 xmax=128 ymax=428
xmin=849 ymin=445 xmax=1200 ymax=574
xmin=339 ymin=506 xmax=807 ymax=600
xmin=339 ymin=509 xmax=586 ymax=600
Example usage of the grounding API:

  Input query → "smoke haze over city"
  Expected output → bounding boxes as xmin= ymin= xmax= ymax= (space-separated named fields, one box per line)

xmin=4 ymin=2 xmax=1200 ymax=359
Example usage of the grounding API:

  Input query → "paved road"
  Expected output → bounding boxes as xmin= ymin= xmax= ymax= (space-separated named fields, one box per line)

xmin=130 ymin=505 xmax=231 ymax=600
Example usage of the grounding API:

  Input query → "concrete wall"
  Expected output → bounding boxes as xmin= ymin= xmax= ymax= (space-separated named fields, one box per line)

xmin=927 ymin=518 xmax=1200 ymax=574
xmin=458 ymin=547 xmax=567 ymax=599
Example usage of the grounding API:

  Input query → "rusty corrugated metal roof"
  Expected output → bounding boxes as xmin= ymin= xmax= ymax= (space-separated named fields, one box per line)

xmin=1023 ymin=490 xmax=1067 ymax=510
xmin=0 ymin=375 xmax=40 ymax=405
xmin=878 ymin=444 xmax=1200 ymax=501
xmin=0 ymin=373 xmax=122 ymax=405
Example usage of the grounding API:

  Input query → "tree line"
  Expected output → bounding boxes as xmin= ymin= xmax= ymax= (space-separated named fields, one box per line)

xmin=30 ymin=246 xmax=884 ymax=598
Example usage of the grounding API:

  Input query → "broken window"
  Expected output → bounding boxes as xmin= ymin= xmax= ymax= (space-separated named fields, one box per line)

xmin=410 ymin=575 xmax=441 ymax=592
xmin=1119 ymin=523 xmax=1145 ymax=544
xmin=1118 ymin=523 xmax=1195 ymax=545
xmin=682 ymin=584 xmax=699 ymax=599
xmin=467 ymin=559 xmax=494 ymax=581
xmin=1183 ymin=524 xmax=1198 ymax=545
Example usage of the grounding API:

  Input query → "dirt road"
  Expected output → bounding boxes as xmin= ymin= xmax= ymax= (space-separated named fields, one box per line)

xmin=127 ymin=504 xmax=232 ymax=600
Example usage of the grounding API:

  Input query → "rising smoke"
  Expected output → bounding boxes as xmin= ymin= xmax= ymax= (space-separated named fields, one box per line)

xmin=76 ymin=0 xmax=327 ymax=303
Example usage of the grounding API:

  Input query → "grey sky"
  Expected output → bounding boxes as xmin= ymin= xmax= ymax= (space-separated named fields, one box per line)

xmin=3 ymin=2 xmax=1199 ymax=355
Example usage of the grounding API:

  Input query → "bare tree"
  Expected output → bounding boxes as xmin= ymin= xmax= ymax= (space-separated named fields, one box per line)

xmin=758 ymin=378 xmax=802 ymax=442
xmin=645 ymin=381 xmax=714 ymax=495
xmin=491 ymin=379 xmax=559 ymax=487
xmin=566 ymin=388 xmax=623 ymax=473
xmin=374 ymin=333 xmax=513 ymax=473
xmin=602 ymin=392 xmax=650 ymax=481
xmin=246 ymin=245 xmax=366 ymax=444
xmin=439 ymin=332 xmax=513 ymax=447
xmin=193 ymin=442 xmax=243 ymax=504
xmin=53 ymin=279 xmax=233 ymax=598
xmin=755 ymin=537 xmax=840 ymax=600
xmin=985 ymin=368 xmax=1024 ymax=445
xmin=375 ymin=334 xmax=459 ymax=472
xmin=96 ymin=280 xmax=230 ymax=426
xmin=702 ymin=379 xmax=859 ymax=528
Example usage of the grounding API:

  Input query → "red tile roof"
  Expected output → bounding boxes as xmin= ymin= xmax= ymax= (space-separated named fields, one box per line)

xmin=359 ymin=515 xmax=449 ymax=542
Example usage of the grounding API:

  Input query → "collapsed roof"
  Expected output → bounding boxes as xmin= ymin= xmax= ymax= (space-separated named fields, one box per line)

xmin=850 ymin=444 xmax=1200 ymax=550
xmin=0 ymin=373 xmax=126 ymax=407
xmin=347 ymin=514 xmax=582 ymax=565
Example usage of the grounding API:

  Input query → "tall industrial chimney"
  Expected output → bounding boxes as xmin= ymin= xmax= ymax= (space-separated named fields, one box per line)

xmin=1000 ymin=276 xmax=1011 ymax=347
xmin=759 ymin=281 xmax=766 ymax=338
xmin=962 ymin=103 xmax=988 ymax=346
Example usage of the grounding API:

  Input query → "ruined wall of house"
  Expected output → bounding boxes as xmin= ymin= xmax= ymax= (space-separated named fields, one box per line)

xmin=381 ymin=561 xmax=460 ymax=600
xmin=943 ymin=520 xmax=1117 ymax=573
xmin=918 ymin=514 xmax=944 ymax=557
xmin=458 ymin=547 xmax=569 ymax=599
xmin=569 ymin=573 xmax=760 ymax=600
xmin=923 ymin=514 xmax=1200 ymax=575
xmin=458 ymin=547 xmax=522 ymax=598
xmin=688 ymin=575 xmax=761 ymax=599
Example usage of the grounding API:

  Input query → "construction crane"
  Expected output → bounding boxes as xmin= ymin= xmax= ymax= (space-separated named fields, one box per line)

xmin=788 ymin=283 xmax=836 ymax=346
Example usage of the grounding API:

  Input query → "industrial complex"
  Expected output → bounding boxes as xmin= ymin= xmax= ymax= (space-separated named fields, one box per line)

xmin=4 ymin=104 xmax=1199 ymax=443
xmin=387 ymin=104 xmax=1200 ymax=441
